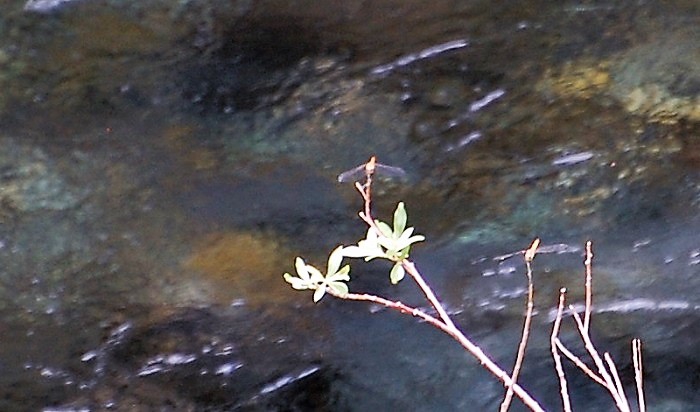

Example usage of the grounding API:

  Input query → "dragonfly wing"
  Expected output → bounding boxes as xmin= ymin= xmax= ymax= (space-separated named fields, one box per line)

xmin=337 ymin=164 xmax=366 ymax=183
xmin=374 ymin=164 xmax=408 ymax=179
xmin=337 ymin=161 xmax=407 ymax=183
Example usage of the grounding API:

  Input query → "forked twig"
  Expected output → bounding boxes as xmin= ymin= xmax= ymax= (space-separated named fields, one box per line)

xmin=550 ymin=240 xmax=644 ymax=412
xmin=354 ymin=158 xmax=455 ymax=329
xmin=554 ymin=338 xmax=607 ymax=387
xmin=342 ymin=157 xmax=545 ymax=412
xmin=330 ymin=277 xmax=545 ymax=411
xmin=328 ymin=157 xmax=648 ymax=411
xmin=571 ymin=306 xmax=629 ymax=410
xmin=401 ymin=260 xmax=457 ymax=329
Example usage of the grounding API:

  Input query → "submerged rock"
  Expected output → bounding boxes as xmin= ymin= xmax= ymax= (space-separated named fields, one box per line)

xmin=49 ymin=307 xmax=341 ymax=411
xmin=538 ymin=27 xmax=700 ymax=124
xmin=609 ymin=27 xmax=700 ymax=124
xmin=184 ymin=231 xmax=299 ymax=307
xmin=0 ymin=137 xmax=85 ymax=212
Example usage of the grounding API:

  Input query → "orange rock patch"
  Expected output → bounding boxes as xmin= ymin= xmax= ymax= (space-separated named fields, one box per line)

xmin=184 ymin=232 xmax=298 ymax=306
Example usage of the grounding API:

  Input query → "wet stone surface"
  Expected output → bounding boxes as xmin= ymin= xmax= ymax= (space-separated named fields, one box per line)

xmin=0 ymin=137 xmax=85 ymax=212
xmin=50 ymin=308 xmax=339 ymax=411
xmin=0 ymin=0 xmax=698 ymax=410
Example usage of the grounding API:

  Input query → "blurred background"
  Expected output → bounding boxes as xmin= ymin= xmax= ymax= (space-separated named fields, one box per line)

xmin=0 ymin=0 xmax=698 ymax=410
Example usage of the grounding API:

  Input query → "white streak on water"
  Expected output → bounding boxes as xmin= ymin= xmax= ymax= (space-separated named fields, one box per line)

xmin=547 ymin=298 xmax=697 ymax=322
xmin=370 ymin=39 xmax=469 ymax=76
xmin=136 ymin=353 xmax=197 ymax=377
xmin=444 ymin=131 xmax=482 ymax=152
xmin=215 ymin=361 xmax=243 ymax=376
xmin=497 ymin=263 xmax=517 ymax=276
xmin=259 ymin=366 xmax=321 ymax=395
xmin=551 ymin=151 xmax=595 ymax=166
xmin=469 ymin=89 xmax=506 ymax=112
xmin=137 ymin=364 xmax=164 ymax=377
xmin=492 ymin=243 xmax=581 ymax=262
xmin=164 ymin=353 xmax=197 ymax=365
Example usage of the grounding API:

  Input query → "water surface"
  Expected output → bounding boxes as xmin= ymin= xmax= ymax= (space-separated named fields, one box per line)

xmin=0 ymin=0 xmax=698 ymax=410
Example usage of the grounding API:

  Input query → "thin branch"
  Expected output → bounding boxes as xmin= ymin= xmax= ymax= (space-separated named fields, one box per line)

xmin=583 ymin=241 xmax=593 ymax=333
xmin=402 ymin=260 xmax=456 ymax=329
xmin=501 ymin=239 xmax=538 ymax=412
xmin=337 ymin=290 xmax=447 ymax=326
xmin=355 ymin=164 xmax=455 ymax=329
xmin=330 ymin=289 xmax=546 ymax=412
xmin=553 ymin=241 xmax=644 ymax=412
xmin=327 ymin=159 xmax=649 ymax=412
xmin=551 ymin=288 xmax=573 ymax=412
xmin=555 ymin=339 xmax=607 ymax=387
xmin=570 ymin=308 xmax=629 ymax=411
xmin=633 ymin=339 xmax=646 ymax=412
xmin=343 ymin=164 xmax=546 ymax=411
xmin=605 ymin=353 xmax=630 ymax=411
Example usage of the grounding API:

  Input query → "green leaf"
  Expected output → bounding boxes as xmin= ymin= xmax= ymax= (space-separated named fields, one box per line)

xmin=343 ymin=228 xmax=387 ymax=261
xmin=393 ymin=202 xmax=407 ymax=234
xmin=285 ymin=250 xmax=352 ymax=302
xmin=313 ymin=287 xmax=326 ymax=303
xmin=375 ymin=220 xmax=393 ymax=238
xmin=327 ymin=246 xmax=344 ymax=274
xmin=294 ymin=257 xmax=310 ymax=281
xmin=283 ymin=272 xmax=305 ymax=290
xmin=394 ymin=229 xmax=425 ymax=251
xmin=332 ymin=264 xmax=351 ymax=280
xmin=306 ymin=265 xmax=325 ymax=283
xmin=399 ymin=227 xmax=415 ymax=239
xmin=376 ymin=235 xmax=398 ymax=253
xmin=328 ymin=281 xmax=348 ymax=296
xmin=342 ymin=245 xmax=370 ymax=258
xmin=390 ymin=262 xmax=405 ymax=284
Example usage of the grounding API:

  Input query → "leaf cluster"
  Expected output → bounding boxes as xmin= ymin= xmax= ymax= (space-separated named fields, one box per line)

xmin=283 ymin=202 xmax=425 ymax=301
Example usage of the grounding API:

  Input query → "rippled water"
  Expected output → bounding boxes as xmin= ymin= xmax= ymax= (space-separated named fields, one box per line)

xmin=0 ymin=0 xmax=698 ymax=410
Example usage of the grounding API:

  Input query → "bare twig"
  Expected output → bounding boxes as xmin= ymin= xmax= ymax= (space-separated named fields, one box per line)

xmin=550 ymin=241 xmax=646 ymax=412
xmin=401 ymin=260 xmax=456 ymax=329
xmin=501 ymin=238 xmax=539 ymax=412
xmin=605 ymin=353 xmax=630 ymax=411
xmin=554 ymin=339 xmax=607 ymax=387
xmin=332 ymin=290 xmax=444 ymax=325
xmin=320 ymin=157 xmax=651 ymax=412
xmin=633 ymin=339 xmax=646 ymax=412
xmin=551 ymin=288 xmax=573 ymax=412
xmin=570 ymin=309 xmax=630 ymax=411
xmin=583 ymin=240 xmax=593 ymax=333
xmin=329 ymin=288 xmax=545 ymax=412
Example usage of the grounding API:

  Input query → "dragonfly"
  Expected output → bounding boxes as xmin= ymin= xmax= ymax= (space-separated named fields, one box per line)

xmin=337 ymin=156 xmax=408 ymax=183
